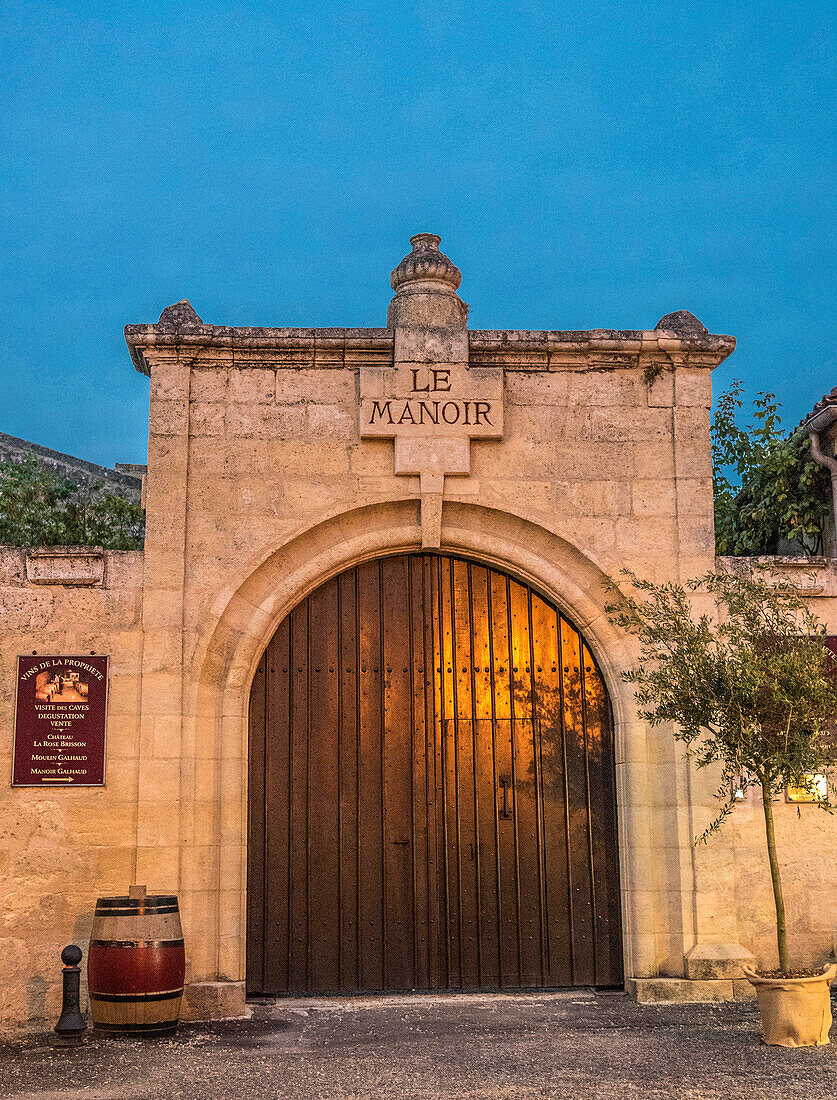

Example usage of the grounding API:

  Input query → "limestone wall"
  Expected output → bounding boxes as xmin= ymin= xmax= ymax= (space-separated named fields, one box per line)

xmin=0 ymin=547 xmax=143 ymax=1030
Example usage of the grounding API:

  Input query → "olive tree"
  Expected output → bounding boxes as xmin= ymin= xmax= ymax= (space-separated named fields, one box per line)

xmin=606 ymin=569 xmax=837 ymax=974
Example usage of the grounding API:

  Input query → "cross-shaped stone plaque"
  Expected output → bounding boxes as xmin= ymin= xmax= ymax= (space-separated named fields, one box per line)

xmin=359 ymin=353 xmax=504 ymax=548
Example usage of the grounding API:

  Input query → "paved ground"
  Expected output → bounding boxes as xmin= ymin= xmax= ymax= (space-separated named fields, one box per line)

xmin=1 ymin=992 xmax=836 ymax=1100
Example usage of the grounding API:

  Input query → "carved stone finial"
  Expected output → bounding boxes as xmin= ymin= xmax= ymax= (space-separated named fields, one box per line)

xmin=654 ymin=310 xmax=709 ymax=338
xmin=387 ymin=234 xmax=467 ymax=327
xmin=156 ymin=299 xmax=203 ymax=328
xmin=390 ymin=233 xmax=462 ymax=293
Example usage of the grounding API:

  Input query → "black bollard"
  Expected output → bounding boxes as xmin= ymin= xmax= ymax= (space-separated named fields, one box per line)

xmin=55 ymin=944 xmax=87 ymax=1043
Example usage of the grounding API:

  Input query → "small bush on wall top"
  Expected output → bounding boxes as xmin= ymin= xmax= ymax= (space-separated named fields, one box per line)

xmin=712 ymin=381 xmax=831 ymax=557
xmin=0 ymin=456 xmax=145 ymax=550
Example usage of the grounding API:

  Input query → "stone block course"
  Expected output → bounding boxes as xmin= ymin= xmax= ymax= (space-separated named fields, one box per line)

xmin=228 ymin=367 xmax=276 ymax=404
xmin=276 ymin=367 xmax=356 ymax=404
xmin=590 ymin=406 xmax=672 ymax=443
xmin=224 ymin=403 xmax=307 ymax=439
xmin=631 ymin=479 xmax=676 ymax=516
xmin=190 ymin=367 xmax=229 ymax=403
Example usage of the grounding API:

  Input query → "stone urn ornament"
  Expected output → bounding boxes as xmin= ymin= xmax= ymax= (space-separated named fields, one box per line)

xmin=607 ymin=568 xmax=837 ymax=1046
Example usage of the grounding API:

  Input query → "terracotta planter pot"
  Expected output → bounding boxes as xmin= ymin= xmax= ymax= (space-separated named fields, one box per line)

xmin=743 ymin=964 xmax=837 ymax=1047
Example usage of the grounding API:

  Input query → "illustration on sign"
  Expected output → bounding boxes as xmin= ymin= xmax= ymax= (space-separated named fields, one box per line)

xmin=12 ymin=655 xmax=109 ymax=786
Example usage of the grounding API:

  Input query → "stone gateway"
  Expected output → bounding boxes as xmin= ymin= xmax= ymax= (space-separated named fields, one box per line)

xmin=2 ymin=233 xmax=836 ymax=1031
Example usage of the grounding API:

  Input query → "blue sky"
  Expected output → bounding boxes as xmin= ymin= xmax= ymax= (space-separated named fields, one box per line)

xmin=1 ymin=1 xmax=834 ymax=466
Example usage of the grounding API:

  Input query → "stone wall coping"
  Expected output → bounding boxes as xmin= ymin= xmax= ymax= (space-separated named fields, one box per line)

xmin=0 ymin=545 xmax=144 ymax=588
xmin=25 ymin=544 xmax=106 ymax=558
xmin=24 ymin=545 xmax=106 ymax=587
xmin=716 ymin=555 xmax=837 ymax=595
xmin=717 ymin=555 xmax=833 ymax=569
xmin=125 ymin=323 xmax=735 ymax=376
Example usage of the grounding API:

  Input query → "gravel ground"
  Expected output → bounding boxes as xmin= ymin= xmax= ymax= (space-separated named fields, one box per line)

xmin=1 ymin=991 xmax=836 ymax=1099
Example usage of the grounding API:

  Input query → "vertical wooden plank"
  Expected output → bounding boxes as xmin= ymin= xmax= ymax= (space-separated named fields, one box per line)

xmin=425 ymin=554 xmax=444 ymax=990
xmin=530 ymin=595 xmax=572 ymax=986
xmin=488 ymin=569 xmax=519 ymax=986
xmin=409 ymin=554 xmax=431 ymax=989
xmin=306 ymin=578 xmax=341 ymax=990
xmin=287 ymin=601 xmax=310 ymax=990
xmin=582 ymin=643 xmax=623 ymax=986
xmin=526 ymin=590 xmax=549 ymax=985
xmin=451 ymin=559 xmax=479 ymax=987
xmin=468 ymin=564 xmax=499 ymax=987
xmin=560 ymin=619 xmax=596 ymax=984
xmin=438 ymin=556 xmax=462 ymax=986
xmin=508 ymin=579 xmax=543 ymax=987
xmin=431 ymin=555 xmax=452 ymax=986
xmin=338 ymin=569 xmax=360 ymax=990
xmin=356 ymin=560 xmax=384 ymax=988
xmin=262 ymin=625 xmax=292 ymax=993
xmin=381 ymin=555 xmax=416 ymax=989
xmin=246 ymin=653 xmax=266 ymax=995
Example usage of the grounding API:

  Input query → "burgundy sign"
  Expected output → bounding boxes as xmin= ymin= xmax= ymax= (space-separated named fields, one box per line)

xmin=12 ymin=655 xmax=109 ymax=786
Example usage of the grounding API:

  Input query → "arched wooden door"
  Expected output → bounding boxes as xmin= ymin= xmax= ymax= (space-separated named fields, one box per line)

xmin=247 ymin=553 xmax=622 ymax=995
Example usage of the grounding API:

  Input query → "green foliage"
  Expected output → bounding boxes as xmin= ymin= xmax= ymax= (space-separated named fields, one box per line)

xmin=642 ymin=362 xmax=665 ymax=387
xmin=607 ymin=568 xmax=837 ymax=970
xmin=712 ymin=381 xmax=831 ymax=557
xmin=607 ymin=569 xmax=836 ymax=833
xmin=0 ymin=457 xmax=145 ymax=550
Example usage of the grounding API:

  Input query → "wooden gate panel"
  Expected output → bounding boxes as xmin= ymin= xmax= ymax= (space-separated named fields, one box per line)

xmin=307 ymin=578 xmax=341 ymax=990
xmin=582 ymin=641 xmax=623 ymax=986
xmin=246 ymin=656 xmax=267 ymax=996
xmin=381 ymin=555 xmax=417 ymax=991
xmin=337 ymin=569 xmax=360 ymax=991
xmin=559 ymin=619 xmax=596 ymax=984
xmin=530 ymin=592 xmax=573 ymax=987
xmin=355 ymin=561 xmax=386 ymax=990
xmin=247 ymin=552 xmax=623 ymax=995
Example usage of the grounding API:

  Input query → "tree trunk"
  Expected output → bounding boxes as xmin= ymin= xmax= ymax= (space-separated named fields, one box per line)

xmin=761 ymin=783 xmax=789 ymax=973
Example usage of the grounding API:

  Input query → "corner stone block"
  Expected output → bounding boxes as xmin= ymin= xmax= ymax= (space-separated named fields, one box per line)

xmin=683 ymin=942 xmax=757 ymax=980
xmin=181 ymin=981 xmax=247 ymax=1021
xmin=627 ymin=977 xmax=735 ymax=1003
xmin=675 ymin=369 xmax=712 ymax=408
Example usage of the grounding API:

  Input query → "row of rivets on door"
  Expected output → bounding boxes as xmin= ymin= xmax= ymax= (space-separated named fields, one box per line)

xmin=273 ymin=666 xmax=584 ymax=674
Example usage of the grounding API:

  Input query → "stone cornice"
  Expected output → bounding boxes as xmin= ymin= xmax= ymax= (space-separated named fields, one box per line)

xmin=469 ymin=329 xmax=735 ymax=371
xmin=125 ymin=323 xmax=735 ymax=376
xmin=125 ymin=326 xmax=394 ymax=376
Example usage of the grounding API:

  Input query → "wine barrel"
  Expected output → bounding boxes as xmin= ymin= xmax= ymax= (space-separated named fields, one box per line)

xmin=87 ymin=890 xmax=185 ymax=1035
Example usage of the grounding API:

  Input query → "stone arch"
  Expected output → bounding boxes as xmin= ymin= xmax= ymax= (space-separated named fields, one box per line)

xmin=182 ymin=499 xmax=655 ymax=988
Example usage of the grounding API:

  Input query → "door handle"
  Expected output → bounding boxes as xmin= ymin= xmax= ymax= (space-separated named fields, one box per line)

xmin=499 ymin=774 xmax=513 ymax=819
xmin=392 ymin=839 xmax=410 ymax=846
